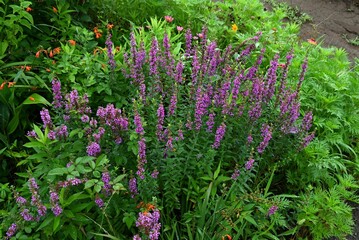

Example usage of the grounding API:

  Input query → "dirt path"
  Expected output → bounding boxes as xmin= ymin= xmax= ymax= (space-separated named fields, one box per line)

xmin=277 ymin=0 xmax=359 ymax=61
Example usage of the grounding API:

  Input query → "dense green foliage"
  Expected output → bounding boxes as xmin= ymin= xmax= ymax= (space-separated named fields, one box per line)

xmin=0 ymin=0 xmax=358 ymax=239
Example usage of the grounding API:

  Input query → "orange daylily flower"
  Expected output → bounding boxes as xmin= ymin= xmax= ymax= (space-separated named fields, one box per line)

xmin=53 ymin=47 xmax=61 ymax=55
xmin=307 ymin=38 xmax=317 ymax=45
xmin=68 ymin=40 xmax=76 ymax=46
xmin=26 ymin=7 xmax=33 ymax=12
xmin=52 ymin=6 xmax=58 ymax=13
xmin=35 ymin=50 xmax=41 ymax=58
xmin=29 ymin=96 xmax=35 ymax=101
xmin=107 ymin=23 xmax=114 ymax=30
xmin=49 ymin=50 xmax=53 ymax=58
xmin=8 ymin=82 xmax=16 ymax=87
xmin=25 ymin=66 xmax=31 ymax=71
xmin=94 ymin=27 xmax=102 ymax=39
xmin=231 ymin=24 xmax=238 ymax=32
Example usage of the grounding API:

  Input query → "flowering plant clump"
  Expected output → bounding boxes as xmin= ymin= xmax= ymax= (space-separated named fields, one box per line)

xmin=3 ymin=26 xmax=316 ymax=239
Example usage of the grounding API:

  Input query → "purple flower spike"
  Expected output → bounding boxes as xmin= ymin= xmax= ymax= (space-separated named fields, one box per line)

xmin=212 ymin=122 xmax=227 ymax=149
xmin=267 ymin=205 xmax=278 ymax=216
xmin=6 ymin=223 xmax=17 ymax=238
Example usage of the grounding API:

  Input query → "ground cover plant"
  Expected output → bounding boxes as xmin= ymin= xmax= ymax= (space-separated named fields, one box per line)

xmin=1 ymin=0 xmax=358 ymax=239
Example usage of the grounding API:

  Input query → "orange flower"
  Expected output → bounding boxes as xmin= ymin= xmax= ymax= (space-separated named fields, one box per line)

xmin=53 ymin=47 xmax=61 ymax=55
xmin=52 ymin=6 xmax=58 ymax=13
xmin=95 ymin=32 xmax=102 ymax=39
xmin=94 ymin=27 xmax=102 ymax=39
xmin=231 ymin=23 xmax=238 ymax=32
xmin=46 ymin=68 xmax=51 ymax=72
xmin=0 ymin=82 xmax=6 ymax=90
xmin=307 ymin=38 xmax=317 ymax=45
xmin=35 ymin=50 xmax=41 ymax=58
xmin=8 ymin=82 xmax=16 ymax=87
xmin=107 ymin=23 xmax=114 ymax=30
xmin=222 ymin=234 xmax=232 ymax=240
xmin=29 ymin=96 xmax=35 ymax=101
xmin=49 ymin=50 xmax=53 ymax=58
xmin=68 ymin=40 xmax=76 ymax=46
xmin=26 ymin=7 xmax=33 ymax=12
xmin=25 ymin=66 xmax=31 ymax=71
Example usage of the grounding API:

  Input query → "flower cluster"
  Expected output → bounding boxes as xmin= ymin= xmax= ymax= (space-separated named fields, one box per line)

xmin=135 ymin=207 xmax=161 ymax=240
xmin=50 ymin=190 xmax=62 ymax=216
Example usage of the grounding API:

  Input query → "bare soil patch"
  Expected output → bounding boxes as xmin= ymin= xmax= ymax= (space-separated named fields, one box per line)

xmin=277 ymin=0 xmax=359 ymax=61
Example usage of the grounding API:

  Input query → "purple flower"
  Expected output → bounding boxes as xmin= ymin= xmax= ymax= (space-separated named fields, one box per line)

xmin=231 ymin=169 xmax=240 ymax=180
xmin=48 ymin=130 xmax=56 ymax=140
xmin=137 ymin=138 xmax=147 ymax=179
xmin=81 ymin=114 xmax=90 ymax=123
xmin=136 ymin=209 xmax=161 ymax=240
xmin=133 ymin=235 xmax=142 ymax=240
xmin=102 ymin=172 xmax=112 ymax=195
xmin=301 ymin=111 xmax=313 ymax=132
xmin=95 ymin=196 xmax=104 ymax=208
xmin=267 ymin=205 xmax=278 ymax=216
xmin=185 ymin=29 xmax=192 ymax=57
xmin=177 ymin=129 xmax=184 ymax=140
xmin=257 ymin=124 xmax=272 ymax=154
xmin=247 ymin=134 xmax=253 ymax=144
xmin=156 ymin=103 xmax=165 ymax=140
xmin=52 ymin=79 xmax=63 ymax=108
xmin=40 ymin=108 xmax=52 ymax=129
xmin=151 ymin=170 xmax=159 ymax=179
xmin=149 ymin=38 xmax=159 ymax=76
xmin=129 ymin=177 xmax=138 ymax=198
xmin=21 ymin=209 xmax=33 ymax=221
xmin=106 ymin=33 xmax=116 ymax=70
xmin=212 ymin=122 xmax=226 ymax=149
xmin=87 ymin=142 xmax=101 ymax=156
xmin=134 ymin=111 xmax=144 ymax=135
xmin=56 ymin=124 xmax=68 ymax=139
xmin=245 ymin=158 xmax=255 ymax=170
xmin=27 ymin=130 xmax=37 ymax=138
xmin=16 ymin=196 xmax=27 ymax=206
xmin=6 ymin=223 xmax=17 ymax=238
xmin=37 ymin=204 xmax=47 ymax=216
xmin=168 ymin=92 xmax=177 ymax=116
xmin=302 ymin=132 xmax=315 ymax=149
xmin=206 ymin=112 xmax=215 ymax=133
xmin=174 ymin=61 xmax=184 ymax=83
xmin=70 ymin=178 xmax=82 ymax=186
xmin=52 ymin=204 xmax=63 ymax=216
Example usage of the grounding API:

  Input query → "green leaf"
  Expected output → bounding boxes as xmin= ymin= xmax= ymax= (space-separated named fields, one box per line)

xmin=23 ymin=141 xmax=44 ymax=149
xmin=48 ymin=167 xmax=68 ymax=176
xmin=68 ymin=224 xmax=78 ymax=240
xmin=7 ymin=112 xmax=20 ymax=134
xmin=22 ymin=93 xmax=51 ymax=106
xmin=64 ymin=210 xmax=75 ymax=218
xmin=214 ymin=161 xmax=221 ymax=179
xmin=75 ymin=156 xmax=95 ymax=165
xmin=37 ymin=214 xmax=54 ymax=231
xmin=64 ymin=192 xmax=89 ymax=207
xmin=112 ymin=174 xmax=126 ymax=183
xmin=53 ymin=216 xmax=61 ymax=232
xmin=244 ymin=215 xmax=258 ymax=226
